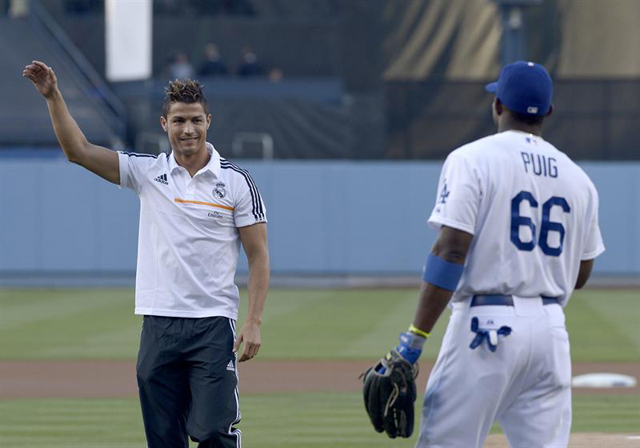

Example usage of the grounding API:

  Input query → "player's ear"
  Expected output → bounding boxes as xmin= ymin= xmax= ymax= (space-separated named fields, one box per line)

xmin=206 ymin=114 xmax=212 ymax=129
xmin=160 ymin=116 xmax=168 ymax=132
xmin=545 ymin=104 xmax=554 ymax=118
xmin=493 ymin=97 xmax=503 ymax=116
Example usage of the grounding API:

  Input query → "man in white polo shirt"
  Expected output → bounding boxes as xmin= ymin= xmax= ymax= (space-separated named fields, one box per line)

xmin=24 ymin=60 xmax=269 ymax=448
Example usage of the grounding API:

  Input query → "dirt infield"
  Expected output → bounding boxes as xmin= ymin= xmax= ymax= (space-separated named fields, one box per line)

xmin=1 ymin=360 xmax=638 ymax=398
xmin=1 ymin=360 xmax=639 ymax=447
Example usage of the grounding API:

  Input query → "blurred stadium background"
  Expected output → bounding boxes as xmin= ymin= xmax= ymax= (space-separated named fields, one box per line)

xmin=1 ymin=0 xmax=639 ymax=285
xmin=0 ymin=0 xmax=639 ymax=447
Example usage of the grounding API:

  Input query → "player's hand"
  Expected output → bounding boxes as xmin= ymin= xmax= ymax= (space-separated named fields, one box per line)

xmin=233 ymin=320 xmax=261 ymax=362
xmin=23 ymin=61 xmax=58 ymax=99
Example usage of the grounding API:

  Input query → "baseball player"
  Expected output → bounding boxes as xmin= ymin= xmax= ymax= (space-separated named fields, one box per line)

xmin=23 ymin=61 xmax=269 ymax=448
xmin=377 ymin=61 xmax=605 ymax=446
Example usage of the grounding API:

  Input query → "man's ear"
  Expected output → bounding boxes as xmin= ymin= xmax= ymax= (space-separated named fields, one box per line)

xmin=545 ymin=104 xmax=554 ymax=118
xmin=494 ymin=97 xmax=503 ymax=116
xmin=160 ymin=116 xmax=168 ymax=132
xmin=206 ymin=114 xmax=212 ymax=129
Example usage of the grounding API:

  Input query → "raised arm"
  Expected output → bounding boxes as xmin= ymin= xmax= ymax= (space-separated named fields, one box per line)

xmin=23 ymin=61 xmax=120 ymax=184
xmin=234 ymin=222 xmax=270 ymax=362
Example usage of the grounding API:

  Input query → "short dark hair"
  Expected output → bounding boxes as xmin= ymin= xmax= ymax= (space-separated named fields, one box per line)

xmin=162 ymin=78 xmax=209 ymax=117
xmin=508 ymin=108 xmax=545 ymax=126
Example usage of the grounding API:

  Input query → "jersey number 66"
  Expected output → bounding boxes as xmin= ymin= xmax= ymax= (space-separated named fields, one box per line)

xmin=511 ymin=191 xmax=571 ymax=257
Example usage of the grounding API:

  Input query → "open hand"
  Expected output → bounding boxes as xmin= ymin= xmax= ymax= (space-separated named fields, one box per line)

xmin=233 ymin=321 xmax=261 ymax=362
xmin=23 ymin=60 xmax=58 ymax=99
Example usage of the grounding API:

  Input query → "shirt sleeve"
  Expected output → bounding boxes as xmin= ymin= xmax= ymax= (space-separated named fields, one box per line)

xmin=234 ymin=174 xmax=267 ymax=228
xmin=117 ymin=151 xmax=158 ymax=194
xmin=581 ymin=183 xmax=606 ymax=260
xmin=427 ymin=150 xmax=481 ymax=235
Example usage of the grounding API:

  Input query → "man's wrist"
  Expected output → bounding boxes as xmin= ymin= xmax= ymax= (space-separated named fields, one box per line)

xmin=45 ymin=88 xmax=62 ymax=102
xmin=395 ymin=331 xmax=426 ymax=364
xmin=244 ymin=317 xmax=262 ymax=326
xmin=408 ymin=324 xmax=430 ymax=339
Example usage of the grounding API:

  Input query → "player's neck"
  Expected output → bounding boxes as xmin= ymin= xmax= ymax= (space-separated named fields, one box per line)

xmin=174 ymin=147 xmax=211 ymax=178
xmin=498 ymin=119 xmax=543 ymax=137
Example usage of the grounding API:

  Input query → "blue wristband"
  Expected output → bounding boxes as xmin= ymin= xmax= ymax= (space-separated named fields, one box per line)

xmin=422 ymin=253 xmax=464 ymax=291
xmin=395 ymin=331 xmax=425 ymax=364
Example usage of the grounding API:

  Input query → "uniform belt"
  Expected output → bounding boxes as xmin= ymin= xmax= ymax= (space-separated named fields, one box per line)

xmin=470 ymin=295 xmax=559 ymax=307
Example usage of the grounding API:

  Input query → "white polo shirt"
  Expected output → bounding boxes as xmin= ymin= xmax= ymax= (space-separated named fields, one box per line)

xmin=118 ymin=143 xmax=267 ymax=319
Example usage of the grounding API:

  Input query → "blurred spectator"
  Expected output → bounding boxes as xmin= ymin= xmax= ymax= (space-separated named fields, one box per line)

xmin=167 ymin=53 xmax=195 ymax=80
xmin=156 ymin=0 xmax=194 ymax=15
xmin=4 ymin=0 xmax=28 ymax=17
xmin=237 ymin=47 xmax=264 ymax=77
xmin=268 ymin=67 xmax=283 ymax=83
xmin=221 ymin=0 xmax=255 ymax=16
xmin=191 ymin=0 xmax=254 ymax=16
xmin=155 ymin=0 xmax=253 ymax=16
xmin=65 ymin=0 xmax=101 ymax=14
xmin=198 ymin=43 xmax=228 ymax=77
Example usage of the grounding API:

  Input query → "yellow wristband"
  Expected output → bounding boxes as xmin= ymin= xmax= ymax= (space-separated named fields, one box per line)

xmin=409 ymin=324 xmax=430 ymax=339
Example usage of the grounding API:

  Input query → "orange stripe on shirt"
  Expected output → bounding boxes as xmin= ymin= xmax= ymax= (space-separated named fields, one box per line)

xmin=174 ymin=198 xmax=235 ymax=211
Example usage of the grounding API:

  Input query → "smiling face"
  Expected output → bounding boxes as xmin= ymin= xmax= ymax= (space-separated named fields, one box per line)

xmin=160 ymin=102 xmax=211 ymax=158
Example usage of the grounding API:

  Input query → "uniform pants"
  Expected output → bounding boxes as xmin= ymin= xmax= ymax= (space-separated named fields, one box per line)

xmin=137 ymin=316 xmax=241 ymax=448
xmin=417 ymin=297 xmax=572 ymax=448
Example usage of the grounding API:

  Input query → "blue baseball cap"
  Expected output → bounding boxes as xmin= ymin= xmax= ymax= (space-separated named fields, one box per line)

xmin=485 ymin=61 xmax=553 ymax=116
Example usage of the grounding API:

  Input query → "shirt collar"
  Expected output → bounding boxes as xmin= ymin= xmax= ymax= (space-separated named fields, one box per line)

xmin=168 ymin=142 xmax=221 ymax=178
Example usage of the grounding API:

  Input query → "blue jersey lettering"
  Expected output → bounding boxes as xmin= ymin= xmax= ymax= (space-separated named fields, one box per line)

xmin=521 ymin=152 xmax=558 ymax=178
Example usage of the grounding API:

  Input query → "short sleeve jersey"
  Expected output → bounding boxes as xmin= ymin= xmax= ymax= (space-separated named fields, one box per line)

xmin=118 ymin=143 xmax=267 ymax=319
xmin=428 ymin=130 xmax=605 ymax=305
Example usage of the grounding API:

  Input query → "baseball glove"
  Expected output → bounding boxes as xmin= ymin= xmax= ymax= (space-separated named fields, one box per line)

xmin=361 ymin=350 xmax=418 ymax=438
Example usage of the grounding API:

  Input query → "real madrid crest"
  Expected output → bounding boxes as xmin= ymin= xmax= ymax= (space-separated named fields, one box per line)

xmin=213 ymin=182 xmax=226 ymax=199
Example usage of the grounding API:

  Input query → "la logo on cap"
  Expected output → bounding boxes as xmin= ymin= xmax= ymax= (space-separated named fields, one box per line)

xmin=485 ymin=60 xmax=553 ymax=116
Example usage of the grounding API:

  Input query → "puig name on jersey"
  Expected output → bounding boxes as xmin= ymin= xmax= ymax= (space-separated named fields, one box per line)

xmin=521 ymin=152 xmax=557 ymax=178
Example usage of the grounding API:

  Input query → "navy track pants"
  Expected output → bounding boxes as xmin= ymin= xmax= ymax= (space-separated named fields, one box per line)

xmin=137 ymin=315 xmax=241 ymax=448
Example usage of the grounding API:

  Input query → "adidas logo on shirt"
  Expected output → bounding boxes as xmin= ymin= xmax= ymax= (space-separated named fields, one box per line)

xmin=226 ymin=360 xmax=235 ymax=372
xmin=154 ymin=173 xmax=168 ymax=185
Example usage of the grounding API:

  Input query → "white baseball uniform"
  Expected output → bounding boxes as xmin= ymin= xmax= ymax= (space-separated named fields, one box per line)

xmin=418 ymin=130 xmax=605 ymax=447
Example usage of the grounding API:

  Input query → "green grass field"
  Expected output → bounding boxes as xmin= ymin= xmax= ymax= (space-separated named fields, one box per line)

xmin=1 ymin=288 xmax=638 ymax=361
xmin=0 ymin=288 xmax=638 ymax=446
xmin=1 ymin=394 xmax=638 ymax=448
